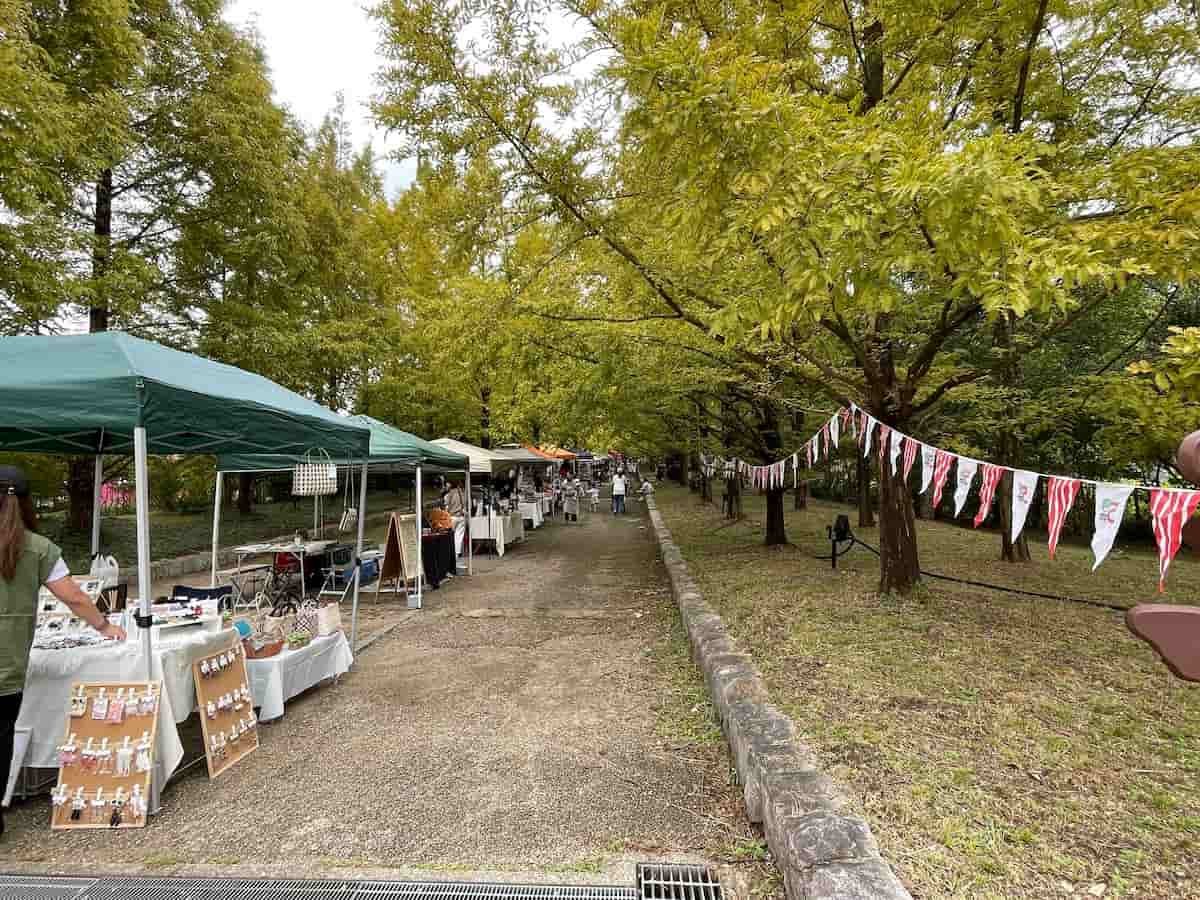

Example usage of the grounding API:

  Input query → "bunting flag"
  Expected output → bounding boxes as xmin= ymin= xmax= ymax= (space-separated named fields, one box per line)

xmin=931 ymin=450 xmax=955 ymax=508
xmin=889 ymin=429 xmax=903 ymax=476
xmin=920 ymin=444 xmax=937 ymax=494
xmin=1010 ymin=470 xmax=1039 ymax=542
xmin=840 ymin=407 xmax=851 ymax=430
xmin=1091 ymin=484 xmax=1133 ymax=570
xmin=793 ymin=453 xmax=799 ymax=489
xmin=1150 ymin=489 xmax=1200 ymax=591
xmin=1046 ymin=476 xmax=1082 ymax=559
xmin=850 ymin=405 xmax=859 ymax=439
xmin=821 ymin=422 xmax=831 ymax=459
xmin=830 ymin=414 xmax=840 ymax=449
xmin=807 ymin=438 xmax=814 ymax=468
xmin=862 ymin=416 xmax=876 ymax=457
xmin=974 ymin=464 xmax=1004 ymax=528
xmin=877 ymin=425 xmax=891 ymax=473
xmin=953 ymin=457 xmax=979 ymax=518
xmin=902 ymin=438 xmax=919 ymax=483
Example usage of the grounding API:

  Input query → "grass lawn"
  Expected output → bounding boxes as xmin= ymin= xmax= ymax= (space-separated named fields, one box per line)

xmin=43 ymin=491 xmax=407 ymax=572
xmin=654 ymin=485 xmax=1199 ymax=900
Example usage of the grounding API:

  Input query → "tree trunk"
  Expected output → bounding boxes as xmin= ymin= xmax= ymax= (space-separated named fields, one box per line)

xmin=66 ymin=460 xmax=94 ymax=534
xmin=877 ymin=462 xmax=922 ymax=594
xmin=994 ymin=312 xmax=1031 ymax=562
xmin=764 ymin=488 xmax=787 ymax=545
xmin=857 ymin=452 xmax=875 ymax=527
xmin=700 ymin=474 xmax=713 ymax=504
xmin=794 ymin=481 xmax=807 ymax=510
xmin=237 ymin=472 xmax=255 ymax=515
xmin=723 ymin=474 xmax=741 ymax=520
xmin=480 ymin=384 xmax=492 ymax=449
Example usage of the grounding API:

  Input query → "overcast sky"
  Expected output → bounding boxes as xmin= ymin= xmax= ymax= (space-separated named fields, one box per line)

xmin=223 ymin=0 xmax=416 ymax=198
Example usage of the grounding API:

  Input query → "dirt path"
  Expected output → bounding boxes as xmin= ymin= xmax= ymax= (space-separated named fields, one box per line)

xmin=4 ymin=508 xmax=751 ymax=887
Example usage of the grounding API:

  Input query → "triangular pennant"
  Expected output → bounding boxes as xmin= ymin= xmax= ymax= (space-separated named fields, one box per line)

xmin=850 ymin=405 xmax=859 ymax=439
xmin=920 ymin=444 xmax=937 ymax=494
xmin=839 ymin=407 xmax=851 ymax=429
xmin=830 ymin=414 xmax=840 ymax=449
xmin=902 ymin=438 xmax=919 ymax=482
xmin=792 ymin=453 xmax=799 ymax=489
xmin=1010 ymin=470 xmax=1039 ymax=542
xmin=807 ymin=439 xmax=814 ymax=468
xmin=1091 ymin=483 xmax=1133 ymax=570
xmin=1046 ymin=476 xmax=1082 ymax=559
xmin=1150 ymin=488 xmax=1200 ymax=591
xmin=931 ymin=450 xmax=955 ymax=509
xmin=974 ymin=463 xmax=1004 ymax=528
xmin=953 ymin=457 xmax=979 ymax=518
xmin=821 ymin=422 xmax=831 ymax=459
xmin=889 ymin=429 xmax=903 ymax=476
xmin=877 ymin=424 xmax=891 ymax=469
xmin=862 ymin=416 xmax=876 ymax=457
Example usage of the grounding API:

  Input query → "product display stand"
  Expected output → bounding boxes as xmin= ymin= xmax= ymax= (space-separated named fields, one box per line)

xmin=50 ymin=681 xmax=162 ymax=830
xmin=192 ymin=635 xmax=259 ymax=778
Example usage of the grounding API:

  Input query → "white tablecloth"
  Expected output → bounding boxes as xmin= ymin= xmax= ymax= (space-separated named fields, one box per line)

xmin=469 ymin=512 xmax=525 ymax=557
xmin=245 ymin=631 xmax=353 ymax=722
xmin=540 ymin=496 xmax=553 ymax=515
xmin=519 ymin=501 xmax=544 ymax=528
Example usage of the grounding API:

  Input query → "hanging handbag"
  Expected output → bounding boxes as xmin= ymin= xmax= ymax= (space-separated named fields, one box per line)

xmin=292 ymin=448 xmax=338 ymax=497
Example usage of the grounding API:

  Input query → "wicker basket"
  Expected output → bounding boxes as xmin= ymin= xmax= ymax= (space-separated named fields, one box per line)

xmin=244 ymin=636 xmax=284 ymax=659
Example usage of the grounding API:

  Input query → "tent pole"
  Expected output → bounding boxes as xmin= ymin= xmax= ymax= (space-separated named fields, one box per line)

xmin=465 ymin=468 xmax=473 ymax=576
xmin=313 ymin=494 xmax=318 ymax=538
xmin=133 ymin=427 xmax=153 ymax=677
xmin=350 ymin=461 xmax=368 ymax=650
xmin=210 ymin=473 xmax=222 ymax=587
xmin=90 ymin=455 xmax=103 ymax=557
xmin=415 ymin=464 xmax=423 ymax=609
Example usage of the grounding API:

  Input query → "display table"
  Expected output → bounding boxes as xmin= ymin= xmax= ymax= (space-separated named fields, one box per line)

xmin=245 ymin=631 xmax=353 ymax=722
xmin=519 ymin=501 xmax=544 ymax=529
xmin=422 ymin=530 xmax=455 ymax=589
xmin=469 ymin=511 xmax=525 ymax=557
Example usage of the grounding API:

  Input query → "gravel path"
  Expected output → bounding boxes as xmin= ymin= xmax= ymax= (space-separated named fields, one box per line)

xmin=3 ymin=507 xmax=742 ymax=886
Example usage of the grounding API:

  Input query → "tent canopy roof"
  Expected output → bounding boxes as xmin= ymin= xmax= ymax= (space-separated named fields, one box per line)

xmin=491 ymin=445 xmax=548 ymax=465
xmin=430 ymin=438 xmax=510 ymax=475
xmin=0 ymin=332 xmax=371 ymax=458
xmin=217 ymin=415 xmax=469 ymax=472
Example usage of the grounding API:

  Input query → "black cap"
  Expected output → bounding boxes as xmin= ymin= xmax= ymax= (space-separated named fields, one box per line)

xmin=0 ymin=466 xmax=30 ymax=497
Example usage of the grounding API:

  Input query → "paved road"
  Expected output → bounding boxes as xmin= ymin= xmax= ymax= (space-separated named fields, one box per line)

xmin=3 ymin=507 xmax=742 ymax=885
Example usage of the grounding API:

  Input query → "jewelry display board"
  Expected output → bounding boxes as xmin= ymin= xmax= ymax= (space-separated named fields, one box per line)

xmin=50 ymin=681 xmax=162 ymax=830
xmin=192 ymin=637 xmax=259 ymax=778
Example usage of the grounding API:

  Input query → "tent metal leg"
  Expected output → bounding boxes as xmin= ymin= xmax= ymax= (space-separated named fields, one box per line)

xmin=133 ymin=427 xmax=153 ymax=678
xmin=465 ymin=468 xmax=473 ymax=576
xmin=90 ymin=455 xmax=103 ymax=557
xmin=414 ymin=464 xmax=423 ymax=609
xmin=350 ymin=461 xmax=368 ymax=649
xmin=210 ymin=474 xmax=222 ymax=587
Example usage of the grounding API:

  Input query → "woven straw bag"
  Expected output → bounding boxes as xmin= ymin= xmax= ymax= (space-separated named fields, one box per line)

xmin=292 ymin=449 xmax=337 ymax=497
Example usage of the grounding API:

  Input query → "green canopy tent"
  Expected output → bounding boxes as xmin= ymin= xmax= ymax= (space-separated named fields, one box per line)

xmin=0 ymin=331 xmax=371 ymax=669
xmin=215 ymin=415 xmax=473 ymax=638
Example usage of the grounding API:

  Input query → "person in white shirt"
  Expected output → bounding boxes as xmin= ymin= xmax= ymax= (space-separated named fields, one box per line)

xmin=442 ymin=480 xmax=467 ymax=556
xmin=611 ymin=473 xmax=627 ymax=514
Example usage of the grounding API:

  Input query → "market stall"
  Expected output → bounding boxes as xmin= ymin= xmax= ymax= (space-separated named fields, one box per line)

xmin=0 ymin=331 xmax=372 ymax=811
xmin=432 ymin=438 xmax=530 ymax=555
xmin=216 ymin=416 xmax=470 ymax=627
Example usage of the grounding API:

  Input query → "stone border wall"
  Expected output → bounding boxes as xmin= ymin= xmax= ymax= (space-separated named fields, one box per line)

xmin=644 ymin=496 xmax=912 ymax=900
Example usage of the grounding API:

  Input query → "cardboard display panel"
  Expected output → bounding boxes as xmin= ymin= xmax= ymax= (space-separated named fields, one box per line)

xmin=50 ymin=681 xmax=161 ymax=830
xmin=192 ymin=637 xmax=259 ymax=778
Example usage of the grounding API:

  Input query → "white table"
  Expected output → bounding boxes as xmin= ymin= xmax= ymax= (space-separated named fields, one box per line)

xmin=245 ymin=631 xmax=353 ymax=722
xmin=519 ymin=501 xmax=544 ymax=529
xmin=230 ymin=540 xmax=333 ymax=600
xmin=469 ymin=511 xmax=525 ymax=557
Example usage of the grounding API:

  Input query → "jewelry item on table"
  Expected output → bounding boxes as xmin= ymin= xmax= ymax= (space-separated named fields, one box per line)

xmin=130 ymin=784 xmax=147 ymax=821
xmin=206 ymin=700 xmax=217 ymax=719
xmin=200 ymin=659 xmax=211 ymax=678
xmin=135 ymin=732 xmax=152 ymax=773
xmin=106 ymin=688 xmax=126 ymax=723
xmin=79 ymin=737 xmax=97 ymax=772
xmin=56 ymin=733 xmax=79 ymax=767
xmin=228 ymin=726 xmax=239 ymax=744
xmin=95 ymin=737 xmax=113 ymax=775
xmin=138 ymin=687 xmax=156 ymax=716
xmin=115 ymin=737 xmax=134 ymax=776
xmin=70 ymin=788 xmax=86 ymax=821
xmin=91 ymin=687 xmax=108 ymax=720
xmin=109 ymin=788 xmax=126 ymax=827
xmin=51 ymin=783 xmax=70 ymax=815
xmin=91 ymin=787 xmax=106 ymax=824
xmin=69 ymin=686 xmax=87 ymax=718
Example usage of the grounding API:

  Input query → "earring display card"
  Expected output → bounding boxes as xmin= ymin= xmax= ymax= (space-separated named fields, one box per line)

xmin=51 ymin=681 xmax=161 ymax=830
xmin=192 ymin=636 xmax=259 ymax=779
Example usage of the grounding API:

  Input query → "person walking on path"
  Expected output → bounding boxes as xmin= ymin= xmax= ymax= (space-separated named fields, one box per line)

xmin=611 ymin=471 xmax=627 ymax=515
xmin=0 ymin=466 xmax=126 ymax=838
xmin=563 ymin=478 xmax=580 ymax=522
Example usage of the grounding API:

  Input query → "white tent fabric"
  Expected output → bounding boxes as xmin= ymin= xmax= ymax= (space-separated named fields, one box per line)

xmin=431 ymin=438 xmax=506 ymax=475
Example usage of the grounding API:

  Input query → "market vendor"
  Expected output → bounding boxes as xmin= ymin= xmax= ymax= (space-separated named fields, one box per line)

xmin=0 ymin=466 xmax=126 ymax=837
xmin=442 ymin=477 xmax=468 ymax=556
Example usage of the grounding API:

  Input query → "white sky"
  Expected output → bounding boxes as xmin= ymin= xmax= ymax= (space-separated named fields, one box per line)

xmin=223 ymin=0 xmax=416 ymax=198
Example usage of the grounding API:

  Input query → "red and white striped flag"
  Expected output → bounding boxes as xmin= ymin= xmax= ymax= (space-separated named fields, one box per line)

xmin=840 ymin=407 xmax=851 ymax=430
xmin=931 ymin=450 xmax=955 ymax=509
xmin=877 ymin=425 xmax=891 ymax=472
xmin=974 ymin=463 xmax=1004 ymax=527
xmin=1150 ymin=488 xmax=1200 ymax=591
xmin=806 ymin=439 xmax=814 ymax=468
xmin=849 ymin=405 xmax=859 ymax=439
xmin=902 ymin=438 xmax=919 ymax=482
xmin=1046 ymin=477 xmax=1081 ymax=559
xmin=821 ymin=422 xmax=831 ymax=459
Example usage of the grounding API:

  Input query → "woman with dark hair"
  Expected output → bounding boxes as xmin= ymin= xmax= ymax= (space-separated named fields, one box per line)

xmin=0 ymin=466 xmax=125 ymax=837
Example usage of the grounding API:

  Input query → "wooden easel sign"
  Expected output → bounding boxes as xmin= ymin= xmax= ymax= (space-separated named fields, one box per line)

xmin=51 ymin=681 xmax=162 ymax=830
xmin=192 ymin=635 xmax=259 ymax=778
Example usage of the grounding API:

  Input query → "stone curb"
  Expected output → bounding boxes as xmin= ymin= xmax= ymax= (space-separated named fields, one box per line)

xmin=643 ymin=496 xmax=912 ymax=900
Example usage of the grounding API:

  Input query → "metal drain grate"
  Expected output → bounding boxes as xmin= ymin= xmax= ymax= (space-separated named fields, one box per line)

xmin=0 ymin=877 xmax=646 ymax=900
xmin=636 ymin=865 xmax=721 ymax=900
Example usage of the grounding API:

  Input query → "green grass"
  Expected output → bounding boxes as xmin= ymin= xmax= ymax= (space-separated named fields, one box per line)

xmin=42 ymin=491 xmax=403 ymax=572
xmin=654 ymin=485 xmax=1200 ymax=900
